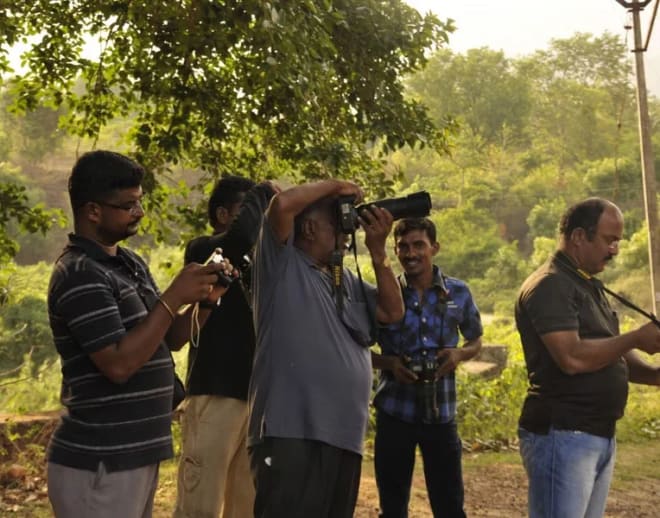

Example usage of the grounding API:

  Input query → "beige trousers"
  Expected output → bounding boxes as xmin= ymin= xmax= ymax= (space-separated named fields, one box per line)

xmin=173 ymin=395 xmax=254 ymax=518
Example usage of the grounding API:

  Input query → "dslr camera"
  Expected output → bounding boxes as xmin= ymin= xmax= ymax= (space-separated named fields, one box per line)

xmin=405 ymin=349 xmax=440 ymax=423
xmin=336 ymin=191 xmax=432 ymax=234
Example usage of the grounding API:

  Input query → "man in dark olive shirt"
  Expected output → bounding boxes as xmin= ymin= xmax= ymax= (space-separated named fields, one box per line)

xmin=516 ymin=197 xmax=660 ymax=518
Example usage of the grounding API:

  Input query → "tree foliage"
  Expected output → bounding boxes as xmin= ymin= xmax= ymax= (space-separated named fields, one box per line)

xmin=407 ymin=47 xmax=532 ymax=148
xmin=0 ymin=1 xmax=456 ymax=257
xmin=4 ymin=1 xmax=454 ymax=177
xmin=393 ymin=31 xmax=656 ymax=314
xmin=519 ymin=32 xmax=636 ymax=169
xmin=0 ymin=162 xmax=65 ymax=263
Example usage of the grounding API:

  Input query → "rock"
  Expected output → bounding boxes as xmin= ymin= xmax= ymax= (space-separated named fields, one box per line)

xmin=0 ymin=463 xmax=27 ymax=485
xmin=461 ymin=360 xmax=501 ymax=379
xmin=463 ymin=343 xmax=508 ymax=379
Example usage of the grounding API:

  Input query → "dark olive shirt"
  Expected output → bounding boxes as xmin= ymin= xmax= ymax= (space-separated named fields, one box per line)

xmin=515 ymin=251 xmax=628 ymax=438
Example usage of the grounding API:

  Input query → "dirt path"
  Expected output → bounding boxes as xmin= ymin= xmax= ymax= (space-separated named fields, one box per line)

xmin=352 ymin=459 xmax=528 ymax=517
xmin=1 ymin=415 xmax=658 ymax=517
xmin=351 ymin=448 xmax=660 ymax=518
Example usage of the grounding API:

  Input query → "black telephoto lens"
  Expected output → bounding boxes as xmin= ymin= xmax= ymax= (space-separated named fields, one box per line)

xmin=358 ymin=191 xmax=431 ymax=221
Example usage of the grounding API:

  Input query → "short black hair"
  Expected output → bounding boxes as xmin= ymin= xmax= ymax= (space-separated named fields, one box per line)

xmin=68 ymin=150 xmax=144 ymax=215
xmin=394 ymin=217 xmax=437 ymax=244
xmin=559 ymin=198 xmax=612 ymax=241
xmin=208 ymin=175 xmax=255 ymax=226
xmin=293 ymin=195 xmax=337 ymax=239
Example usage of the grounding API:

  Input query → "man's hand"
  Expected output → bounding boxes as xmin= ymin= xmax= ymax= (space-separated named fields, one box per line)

xmin=359 ymin=206 xmax=394 ymax=258
xmin=336 ymin=180 xmax=365 ymax=203
xmin=164 ymin=257 xmax=235 ymax=309
xmin=205 ymin=259 xmax=237 ymax=305
xmin=389 ymin=355 xmax=418 ymax=384
xmin=373 ymin=353 xmax=418 ymax=383
xmin=634 ymin=321 xmax=660 ymax=355
xmin=262 ymin=180 xmax=283 ymax=195
xmin=435 ymin=348 xmax=462 ymax=379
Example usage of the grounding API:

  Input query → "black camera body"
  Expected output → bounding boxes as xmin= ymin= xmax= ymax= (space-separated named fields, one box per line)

xmin=405 ymin=349 xmax=440 ymax=423
xmin=336 ymin=191 xmax=432 ymax=234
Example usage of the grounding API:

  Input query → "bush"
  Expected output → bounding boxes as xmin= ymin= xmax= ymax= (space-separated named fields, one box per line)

xmin=457 ymin=363 xmax=527 ymax=450
xmin=456 ymin=318 xmax=527 ymax=449
xmin=0 ymin=355 xmax=61 ymax=414
xmin=0 ymin=262 xmax=55 ymax=374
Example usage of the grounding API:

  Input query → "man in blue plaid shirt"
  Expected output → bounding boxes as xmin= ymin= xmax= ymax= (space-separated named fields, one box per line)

xmin=372 ymin=217 xmax=483 ymax=518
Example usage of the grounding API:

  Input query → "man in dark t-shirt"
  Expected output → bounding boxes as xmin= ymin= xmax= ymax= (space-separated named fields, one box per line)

xmin=515 ymin=197 xmax=660 ymax=518
xmin=47 ymin=151 xmax=232 ymax=518
xmin=174 ymin=177 xmax=276 ymax=518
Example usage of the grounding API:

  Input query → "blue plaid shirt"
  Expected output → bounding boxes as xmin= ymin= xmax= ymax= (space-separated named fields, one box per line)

xmin=374 ymin=266 xmax=483 ymax=423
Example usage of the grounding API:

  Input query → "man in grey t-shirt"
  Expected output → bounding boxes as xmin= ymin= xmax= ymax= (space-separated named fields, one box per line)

xmin=248 ymin=179 xmax=404 ymax=518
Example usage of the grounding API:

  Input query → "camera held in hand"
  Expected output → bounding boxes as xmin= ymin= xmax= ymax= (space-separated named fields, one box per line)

xmin=405 ymin=349 xmax=440 ymax=423
xmin=205 ymin=248 xmax=235 ymax=287
xmin=336 ymin=191 xmax=432 ymax=235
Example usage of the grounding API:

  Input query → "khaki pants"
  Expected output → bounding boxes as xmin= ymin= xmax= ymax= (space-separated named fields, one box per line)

xmin=48 ymin=461 xmax=159 ymax=518
xmin=174 ymin=395 xmax=254 ymax=518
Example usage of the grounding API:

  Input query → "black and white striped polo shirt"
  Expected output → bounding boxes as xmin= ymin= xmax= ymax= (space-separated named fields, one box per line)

xmin=47 ymin=233 xmax=175 ymax=472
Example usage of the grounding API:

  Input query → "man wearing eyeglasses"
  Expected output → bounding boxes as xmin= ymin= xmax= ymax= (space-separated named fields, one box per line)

xmin=248 ymin=180 xmax=405 ymax=518
xmin=516 ymin=197 xmax=660 ymax=518
xmin=46 ymin=150 xmax=233 ymax=518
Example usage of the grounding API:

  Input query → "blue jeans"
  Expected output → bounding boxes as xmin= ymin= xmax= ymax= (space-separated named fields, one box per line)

xmin=374 ymin=410 xmax=465 ymax=518
xmin=518 ymin=427 xmax=616 ymax=518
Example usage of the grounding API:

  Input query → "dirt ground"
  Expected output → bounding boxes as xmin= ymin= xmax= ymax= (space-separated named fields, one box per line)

xmin=1 ymin=415 xmax=658 ymax=517
xmin=352 ymin=456 xmax=659 ymax=518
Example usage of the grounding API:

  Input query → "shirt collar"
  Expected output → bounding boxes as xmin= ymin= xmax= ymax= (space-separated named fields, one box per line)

xmin=552 ymin=250 xmax=601 ymax=291
xmin=399 ymin=265 xmax=447 ymax=292
xmin=65 ymin=233 xmax=124 ymax=263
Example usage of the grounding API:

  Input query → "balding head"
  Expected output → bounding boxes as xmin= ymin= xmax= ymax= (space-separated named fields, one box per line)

xmin=559 ymin=197 xmax=623 ymax=275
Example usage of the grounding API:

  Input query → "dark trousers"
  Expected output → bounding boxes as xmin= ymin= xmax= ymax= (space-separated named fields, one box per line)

xmin=374 ymin=410 xmax=466 ymax=518
xmin=249 ymin=437 xmax=361 ymax=518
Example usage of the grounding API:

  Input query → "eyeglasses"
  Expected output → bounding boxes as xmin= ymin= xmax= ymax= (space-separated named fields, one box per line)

xmin=96 ymin=200 xmax=144 ymax=216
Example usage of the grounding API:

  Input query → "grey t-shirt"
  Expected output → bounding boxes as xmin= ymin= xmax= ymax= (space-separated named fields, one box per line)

xmin=248 ymin=220 xmax=376 ymax=455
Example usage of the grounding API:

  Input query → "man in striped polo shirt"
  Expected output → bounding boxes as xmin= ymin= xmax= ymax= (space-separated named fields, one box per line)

xmin=46 ymin=150 xmax=233 ymax=518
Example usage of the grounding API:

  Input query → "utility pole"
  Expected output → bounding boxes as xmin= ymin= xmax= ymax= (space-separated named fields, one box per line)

xmin=615 ymin=0 xmax=660 ymax=314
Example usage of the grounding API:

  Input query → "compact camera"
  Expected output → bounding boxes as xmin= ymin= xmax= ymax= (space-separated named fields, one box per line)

xmin=204 ymin=248 xmax=235 ymax=287
xmin=336 ymin=191 xmax=432 ymax=234
xmin=405 ymin=349 xmax=440 ymax=423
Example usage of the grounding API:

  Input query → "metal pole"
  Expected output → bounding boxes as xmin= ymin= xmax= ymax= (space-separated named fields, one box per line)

xmin=628 ymin=0 xmax=660 ymax=314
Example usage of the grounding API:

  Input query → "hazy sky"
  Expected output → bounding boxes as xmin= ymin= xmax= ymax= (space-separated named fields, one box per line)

xmin=406 ymin=0 xmax=660 ymax=92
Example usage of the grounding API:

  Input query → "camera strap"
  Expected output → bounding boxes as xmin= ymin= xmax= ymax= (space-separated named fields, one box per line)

xmin=331 ymin=231 xmax=377 ymax=347
xmin=330 ymin=248 xmax=345 ymax=312
xmin=574 ymin=267 xmax=660 ymax=327
xmin=352 ymin=233 xmax=378 ymax=345
xmin=395 ymin=273 xmax=448 ymax=357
